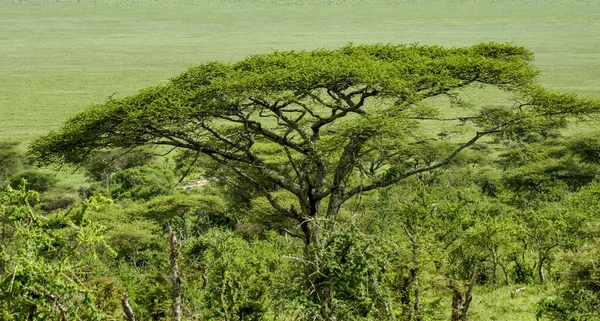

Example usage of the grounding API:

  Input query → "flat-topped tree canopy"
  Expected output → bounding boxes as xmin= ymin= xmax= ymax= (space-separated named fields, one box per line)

xmin=31 ymin=43 xmax=600 ymax=245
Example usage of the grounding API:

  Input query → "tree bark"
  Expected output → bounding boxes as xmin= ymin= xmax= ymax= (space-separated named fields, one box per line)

xmin=450 ymin=288 xmax=462 ymax=321
xmin=449 ymin=265 xmax=481 ymax=321
xmin=412 ymin=248 xmax=421 ymax=321
xmin=404 ymin=227 xmax=421 ymax=321
xmin=491 ymin=246 xmax=498 ymax=287
xmin=460 ymin=266 xmax=481 ymax=321
xmin=122 ymin=293 xmax=135 ymax=321
xmin=104 ymin=172 xmax=110 ymax=191
xmin=168 ymin=226 xmax=182 ymax=321
xmin=46 ymin=294 xmax=68 ymax=321
xmin=538 ymin=255 xmax=546 ymax=284
xmin=499 ymin=262 xmax=510 ymax=285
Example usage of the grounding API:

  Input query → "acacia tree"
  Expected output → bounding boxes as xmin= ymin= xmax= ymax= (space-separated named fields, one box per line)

xmin=31 ymin=43 xmax=600 ymax=248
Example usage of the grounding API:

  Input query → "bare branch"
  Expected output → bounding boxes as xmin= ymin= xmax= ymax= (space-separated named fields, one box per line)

xmin=290 ymin=99 xmax=325 ymax=120
xmin=249 ymin=97 xmax=312 ymax=143
xmin=403 ymin=226 xmax=417 ymax=244
xmin=177 ymin=151 xmax=201 ymax=183
xmin=282 ymin=228 xmax=304 ymax=240
xmin=342 ymin=126 xmax=505 ymax=201
xmin=46 ymin=294 xmax=68 ymax=321
xmin=309 ymin=91 xmax=341 ymax=110
xmin=215 ymin=113 xmax=309 ymax=154
xmin=207 ymin=154 xmax=300 ymax=220
xmin=284 ymin=146 xmax=303 ymax=184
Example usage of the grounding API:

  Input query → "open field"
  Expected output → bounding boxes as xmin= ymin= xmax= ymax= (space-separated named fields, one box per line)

xmin=1 ymin=0 xmax=599 ymax=143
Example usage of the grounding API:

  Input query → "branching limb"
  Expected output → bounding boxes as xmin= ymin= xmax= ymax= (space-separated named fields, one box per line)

xmin=249 ymin=97 xmax=313 ymax=143
xmin=284 ymin=146 xmax=304 ymax=185
xmin=45 ymin=294 xmax=68 ymax=321
xmin=342 ymin=125 xmax=509 ymax=202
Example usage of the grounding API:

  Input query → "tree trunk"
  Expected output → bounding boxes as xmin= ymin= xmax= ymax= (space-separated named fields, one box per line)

xmin=403 ymin=227 xmax=421 ymax=321
xmin=122 ymin=293 xmax=135 ymax=321
xmin=460 ymin=266 xmax=481 ymax=321
xmin=491 ymin=247 xmax=498 ymax=287
xmin=168 ymin=226 xmax=182 ymax=321
xmin=499 ymin=262 xmax=510 ymax=285
xmin=46 ymin=294 xmax=68 ymax=321
xmin=538 ymin=255 xmax=546 ymax=284
xmin=450 ymin=288 xmax=462 ymax=321
xmin=449 ymin=265 xmax=481 ymax=321
xmin=411 ymin=240 xmax=421 ymax=321
xmin=103 ymin=171 xmax=111 ymax=191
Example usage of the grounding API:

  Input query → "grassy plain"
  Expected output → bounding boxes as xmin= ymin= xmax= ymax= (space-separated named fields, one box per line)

xmin=1 ymin=0 xmax=599 ymax=144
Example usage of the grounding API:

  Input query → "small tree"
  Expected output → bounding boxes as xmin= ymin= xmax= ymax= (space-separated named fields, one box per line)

xmin=0 ymin=141 xmax=24 ymax=183
xmin=537 ymin=229 xmax=600 ymax=320
xmin=9 ymin=170 xmax=58 ymax=193
xmin=110 ymin=165 xmax=175 ymax=201
xmin=568 ymin=131 xmax=600 ymax=166
xmin=0 ymin=185 xmax=114 ymax=320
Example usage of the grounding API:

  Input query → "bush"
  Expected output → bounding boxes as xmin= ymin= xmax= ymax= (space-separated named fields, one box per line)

xmin=111 ymin=165 xmax=175 ymax=201
xmin=0 ymin=141 xmax=24 ymax=182
xmin=186 ymin=229 xmax=287 ymax=321
xmin=39 ymin=194 xmax=78 ymax=212
xmin=568 ymin=131 xmax=600 ymax=166
xmin=302 ymin=227 xmax=394 ymax=320
xmin=9 ymin=170 xmax=58 ymax=193
xmin=81 ymin=148 xmax=154 ymax=189
xmin=537 ymin=236 xmax=600 ymax=321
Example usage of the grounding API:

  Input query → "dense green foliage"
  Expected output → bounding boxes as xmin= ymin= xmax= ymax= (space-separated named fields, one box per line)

xmin=0 ymin=142 xmax=23 ymax=182
xmin=31 ymin=43 xmax=600 ymax=252
xmin=9 ymin=170 xmax=58 ymax=193
xmin=0 ymin=186 xmax=114 ymax=320
xmin=2 ymin=43 xmax=600 ymax=320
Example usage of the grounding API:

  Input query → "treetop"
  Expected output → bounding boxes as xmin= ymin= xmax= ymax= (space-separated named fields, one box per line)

xmin=31 ymin=42 xmax=540 ymax=166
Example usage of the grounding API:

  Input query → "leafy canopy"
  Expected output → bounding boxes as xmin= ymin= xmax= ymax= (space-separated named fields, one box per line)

xmin=31 ymin=43 xmax=600 ymax=245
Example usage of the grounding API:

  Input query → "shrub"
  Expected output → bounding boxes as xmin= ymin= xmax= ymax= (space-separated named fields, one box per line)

xmin=302 ymin=227 xmax=394 ymax=320
xmin=537 ymin=233 xmax=600 ymax=320
xmin=39 ymin=194 xmax=78 ymax=212
xmin=0 ymin=141 xmax=24 ymax=182
xmin=111 ymin=165 xmax=175 ymax=201
xmin=9 ymin=170 xmax=58 ymax=193
xmin=568 ymin=131 xmax=600 ymax=166
xmin=186 ymin=229 xmax=286 ymax=321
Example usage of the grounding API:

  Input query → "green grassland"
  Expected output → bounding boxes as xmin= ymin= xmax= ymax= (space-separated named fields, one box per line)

xmin=1 ymin=0 xmax=599 ymax=144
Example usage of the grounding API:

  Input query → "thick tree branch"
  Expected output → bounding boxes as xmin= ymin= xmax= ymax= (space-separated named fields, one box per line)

xmin=310 ymin=91 xmax=372 ymax=141
xmin=168 ymin=226 xmax=182 ymax=321
xmin=326 ymin=134 xmax=370 ymax=222
xmin=122 ymin=293 xmax=135 ymax=321
xmin=290 ymin=99 xmax=326 ymax=120
xmin=215 ymin=114 xmax=309 ymax=154
xmin=249 ymin=97 xmax=313 ymax=143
